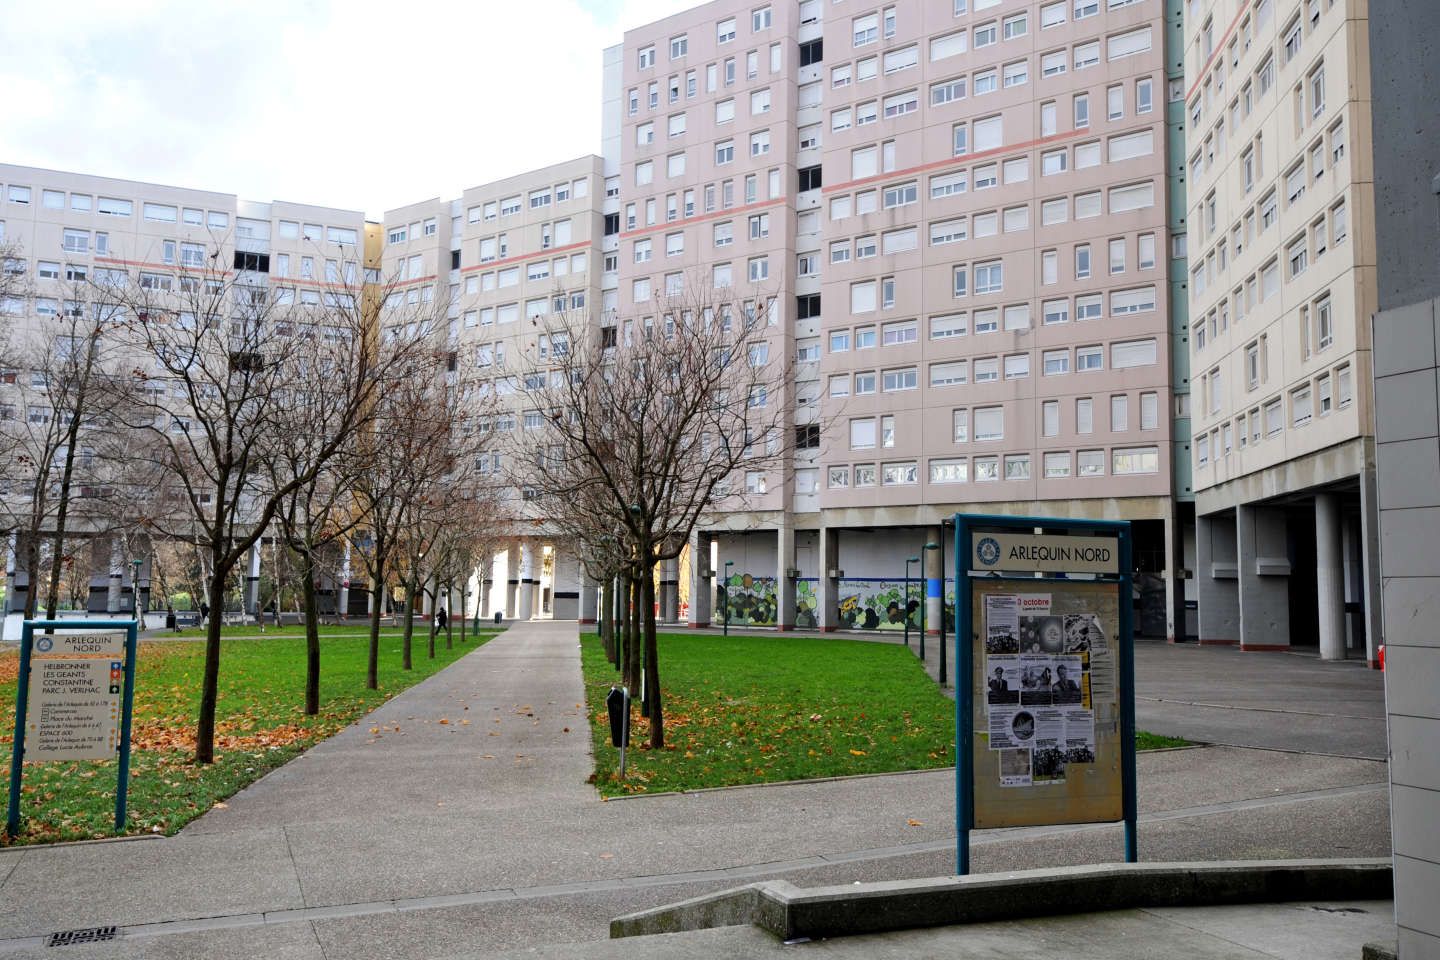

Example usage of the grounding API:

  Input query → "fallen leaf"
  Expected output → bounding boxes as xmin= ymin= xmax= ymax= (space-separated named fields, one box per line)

xmin=906 ymin=819 xmax=923 ymax=827
xmin=849 ymin=749 xmax=867 ymax=756
xmin=438 ymin=718 xmax=450 ymax=725
xmin=213 ymin=802 xmax=228 ymax=810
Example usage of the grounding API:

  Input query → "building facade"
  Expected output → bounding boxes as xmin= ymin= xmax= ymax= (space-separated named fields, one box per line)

xmin=616 ymin=0 xmax=1180 ymax=636
xmin=1180 ymin=0 xmax=1379 ymax=661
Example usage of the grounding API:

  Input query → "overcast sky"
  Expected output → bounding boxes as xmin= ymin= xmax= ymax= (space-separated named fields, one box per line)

xmin=0 ymin=0 xmax=698 ymax=219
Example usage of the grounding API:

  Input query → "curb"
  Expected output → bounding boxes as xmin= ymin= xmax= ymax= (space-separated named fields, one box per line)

xmin=610 ymin=858 xmax=1392 ymax=941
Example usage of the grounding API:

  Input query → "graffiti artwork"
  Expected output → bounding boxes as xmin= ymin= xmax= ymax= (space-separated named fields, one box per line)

xmin=795 ymin=579 xmax=818 ymax=628
xmin=721 ymin=573 xmax=777 ymax=626
xmin=835 ymin=579 xmax=959 ymax=632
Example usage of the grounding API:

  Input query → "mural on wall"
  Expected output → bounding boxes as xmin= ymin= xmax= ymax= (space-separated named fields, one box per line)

xmin=720 ymin=573 xmax=777 ymax=626
xmin=836 ymin=579 xmax=959 ymax=632
xmin=796 ymin=578 xmax=818 ymax=628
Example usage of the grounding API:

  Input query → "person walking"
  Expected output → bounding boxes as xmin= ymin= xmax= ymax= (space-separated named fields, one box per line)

xmin=436 ymin=607 xmax=448 ymax=632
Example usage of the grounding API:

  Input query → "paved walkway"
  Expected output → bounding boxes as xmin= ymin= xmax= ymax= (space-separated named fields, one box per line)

xmin=0 ymin=620 xmax=1393 ymax=958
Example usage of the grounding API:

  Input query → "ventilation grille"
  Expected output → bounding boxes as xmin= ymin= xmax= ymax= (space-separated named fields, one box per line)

xmin=46 ymin=926 xmax=117 ymax=947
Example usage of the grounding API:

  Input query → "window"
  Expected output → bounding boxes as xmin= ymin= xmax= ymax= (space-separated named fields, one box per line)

xmin=974 ymin=406 xmax=1004 ymax=441
xmin=1111 ymin=338 xmax=1157 ymax=367
xmin=1004 ymin=353 xmax=1030 ymax=379
xmin=1111 ymin=286 xmax=1156 ymax=314
xmin=752 ymin=5 xmax=772 ymax=31
xmin=882 ymin=320 xmax=917 ymax=346
xmin=882 ymin=368 xmax=918 ymax=392
xmin=638 ymin=45 xmax=656 ymax=68
xmin=1113 ymin=446 xmax=1159 ymax=474
xmin=1108 ymin=26 xmax=1152 ymax=59
xmin=1004 ymin=12 xmax=1028 ymax=39
xmin=1044 ymin=349 xmax=1070 ymax=375
xmin=1136 ymin=77 xmax=1153 ymax=114
xmin=1041 ymin=1 xmax=1066 ymax=27
xmin=670 ymin=34 xmax=688 ymax=59
xmin=931 ymin=458 xmax=969 ymax=483
xmin=953 ymin=409 xmax=970 ymax=443
xmin=1316 ymin=295 xmax=1333 ymax=350
xmin=932 ymin=76 xmax=967 ymax=106
xmin=851 ymin=418 xmax=876 ymax=449
xmin=884 ymin=45 xmax=918 ymax=74
xmin=1077 ymin=346 xmax=1104 ymax=371
xmin=974 ymin=260 xmax=1003 ymax=294
xmin=1003 ymin=61 xmax=1028 ymax=88
xmin=1074 ymin=41 xmax=1100 ymax=69
xmin=974 ymin=357 xmax=1000 ymax=382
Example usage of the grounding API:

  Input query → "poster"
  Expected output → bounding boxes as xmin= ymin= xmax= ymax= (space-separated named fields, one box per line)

xmin=984 ymin=594 xmax=1098 ymax=788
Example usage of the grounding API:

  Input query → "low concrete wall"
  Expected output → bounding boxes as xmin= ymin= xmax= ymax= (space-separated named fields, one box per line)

xmin=610 ymin=859 xmax=1391 ymax=941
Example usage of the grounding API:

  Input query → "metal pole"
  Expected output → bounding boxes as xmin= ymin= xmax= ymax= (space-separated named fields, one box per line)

xmin=1119 ymin=524 xmax=1138 ymax=863
xmin=937 ymin=527 xmax=948 ymax=686
xmin=723 ymin=561 xmax=734 ymax=637
xmin=115 ymin=620 xmax=139 ymax=832
xmin=954 ymin=516 xmax=973 ymax=875
xmin=6 ymin=622 xmax=35 ymax=837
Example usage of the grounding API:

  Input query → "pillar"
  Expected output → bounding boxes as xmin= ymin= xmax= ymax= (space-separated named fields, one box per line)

xmin=1358 ymin=461 xmax=1384 ymax=667
xmin=1196 ymin=513 xmax=1240 ymax=644
xmin=338 ymin=540 xmax=351 ymax=619
xmin=106 ymin=537 xmax=124 ymax=614
xmin=579 ymin=574 xmax=599 ymax=624
xmin=1315 ymin=493 xmax=1346 ymax=660
xmin=6 ymin=531 xmax=25 ymax=614
xmin=1237 ymin=503 xmax=1291 ymax=650
xmin=1161 ymin=501 xmax=1179 ymax=642
xmin=517 ymin=541 xmax=535 ymax=621
xmin=243 ymin=541 xmax=262 ymax=616
xmin=817 ymin=525 xmax=840 ymax=632
xmin=776 ymin=524 xmax=796 ymax=630
xmin=687 ymin=530 xmax=711 ymax=627
xmin=505 ymin=543 xmax=520 ymax=619
xmin=925 ymin=527 xmax=943 ymax=636
xmin=660 ymin=556 xmax=680 ymax=623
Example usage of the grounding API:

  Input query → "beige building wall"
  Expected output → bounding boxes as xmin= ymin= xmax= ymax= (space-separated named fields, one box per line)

xmin=1183 ymin=0 xmax=1373 ymax=506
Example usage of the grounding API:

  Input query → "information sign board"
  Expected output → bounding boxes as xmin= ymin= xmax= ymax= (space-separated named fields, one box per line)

xmin=25 ymin=659 xmax=123 ymax=761
xmin=954 ymin=515 xmax=1137 ymax=875
xmin=30 ymin=631 xmax=127 ymax=659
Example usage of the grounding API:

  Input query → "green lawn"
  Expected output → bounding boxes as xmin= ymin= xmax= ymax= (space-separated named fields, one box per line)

xmin=0 ymin=628 xmax=498 ymax=845
xmin=156 ymin=623 xmax=435 ymax=639
xmin=582 ymin=631 xmax=955 ymax=796
xmin=581 ymin=632 xmax=1192 ymax=797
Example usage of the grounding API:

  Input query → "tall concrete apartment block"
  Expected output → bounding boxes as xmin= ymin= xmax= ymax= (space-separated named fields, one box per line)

xmin=0 ymin=162 xmax=369 ymax=616
xmin=1181 ymin=0 xmax=1380 ymax=660
xmin=620 ymin=0 xmax=1178 ymax=634
xmin=380 ymin=157 xmax=608 ymax=622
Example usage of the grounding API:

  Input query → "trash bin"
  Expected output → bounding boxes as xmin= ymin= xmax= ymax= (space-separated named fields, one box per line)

xmin=493 ymin=612 xmax=503 ymax=625
xmin=165 ymin=611 xmax=177 ymax=630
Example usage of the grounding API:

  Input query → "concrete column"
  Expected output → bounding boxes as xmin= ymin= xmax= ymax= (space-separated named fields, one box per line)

xmin=1315 ymin=493 xmax=1346 ymax=660
xmin=4 ymin=531 xmax=19 ymax=614
xmin=579 ymin=575 xmax=599 ymax=624
xmin=687 ymin=530 xmax=711 ymax=627
xmin=106 ymin=537 xmax=123 ymax=614
xmin=1342 ymin=510 xmax=1361 ymax=651
xmin=517 ymin=540 xmax=535 ymax=621
xmin=1237 ymin=503 xmax=1291 ymax=650
xmin=1161 ymin=501 xmax=1179 ymax=642
xmin=817 ymin=525 xmax=840 ymax=632
xmin=338 ymin=540 xmax=352 ymax=619
xmin=776 ymin=524 xmax=795 ymax=630
xmin=660 ymin=556 xmax=680 ymax=623
xmin=243 ymin=541 xmax=262 ymax=617
xmin=1358 ymin=461 xmax=1384 ymax=667
xmin=505 ymin=543 xmax=519 ymax=619
xmin=1195 ymin=513 xmax=1240 ymax=644
xmin=924 ymin=527 xmax=943 ymax=636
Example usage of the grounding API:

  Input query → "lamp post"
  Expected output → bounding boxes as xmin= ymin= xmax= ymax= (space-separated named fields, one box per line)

xmin=723 ymin=560 xmax=734 ymax=636
xmin=938 ymin=520 xmax=953 ymax=686
xmin=922 ymin=542 xmax=939 ymax=664
xmin=904 ymin=556 xmax=920 ymax=649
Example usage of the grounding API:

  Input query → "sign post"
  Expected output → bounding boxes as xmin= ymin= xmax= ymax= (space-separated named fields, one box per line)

xmin=953 ymin=515 xmax=1136 ymax=875
xmin=606 ymin=685 xmax=631 ymax=779
xmin=6 ymin=620 xmax=139 ymax=837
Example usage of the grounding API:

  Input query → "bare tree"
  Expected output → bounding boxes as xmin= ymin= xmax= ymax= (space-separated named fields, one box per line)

xmin=513 ymin=286 xmax=792 ymax=748
xmin=105 ymin=247 xmax=434 ymax=764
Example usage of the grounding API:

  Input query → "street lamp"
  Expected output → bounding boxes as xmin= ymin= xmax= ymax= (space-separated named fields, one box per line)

xmin=904 ymin=556 xmax=920 ymax=649
xmin=922 ymin=542 xmax=939 ymax=663
xmin=938 ymin=520 xmax=953 ymax=686
xmin=723 ymin=560 xmax=735 ymax=636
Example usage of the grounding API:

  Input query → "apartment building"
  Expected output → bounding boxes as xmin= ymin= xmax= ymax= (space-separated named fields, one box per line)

xmin=616 ymin=0 xmax=1179 ymax=635
xmin=380 ymin=157 xmax=608 ymax=622
xmin=0 ymin=162 xmax=371 ymax=615
xmin=1181 ymin=0 xmax=1379 ymax=661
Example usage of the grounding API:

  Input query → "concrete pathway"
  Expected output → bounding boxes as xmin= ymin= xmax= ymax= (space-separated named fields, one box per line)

xmin=0 ymin=620 xmax=1393 ymax=958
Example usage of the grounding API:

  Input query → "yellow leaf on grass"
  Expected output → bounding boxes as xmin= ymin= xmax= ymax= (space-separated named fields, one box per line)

xmin=849 ymin=749 xmax=867 ymax=756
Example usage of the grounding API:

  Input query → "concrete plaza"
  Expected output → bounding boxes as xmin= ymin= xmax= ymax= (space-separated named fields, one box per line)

xmin=0 ymin=620 xmax=1392 ymax=958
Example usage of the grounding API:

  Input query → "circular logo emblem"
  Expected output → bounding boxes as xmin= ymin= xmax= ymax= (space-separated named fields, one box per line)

xmin=977 ymin=537 xmax=1001 ymax=566
xmin=36 ymin=637 xmax=53 ymax=653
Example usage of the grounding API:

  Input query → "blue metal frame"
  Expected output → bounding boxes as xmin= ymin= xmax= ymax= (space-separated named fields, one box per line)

xmin=7 ymin=620 xmax=140 ymax=837
xmin=953 ymin=514 xmax=1136 ymax=876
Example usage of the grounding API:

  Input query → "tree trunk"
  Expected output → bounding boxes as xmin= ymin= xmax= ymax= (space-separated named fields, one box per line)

xmin=627 ymin=575 xmax=643 ymax=695
xmin=301 ymin=550 xmax=320 ymax=716
xmin=599 ymin=579 xmax=615 ymax=663
xmin=195 ymin=570 xmax=228 ymax=764
xmin=459 ymin=587 xmax=468 ymax=645
xmin=366 ymin=570 xmax=385 ymax=690
xmin=642 ymin=567 xmax=663 ymax=748
xmin=427 ymin=580 xmax=437 ymax=660
xmin=21 ymin=535 xmax=40 ymax=621
xmin=402 ymin=577 xmax=415 ymax=670
xmin=444 ymin=581 xmax=453 ymax=649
